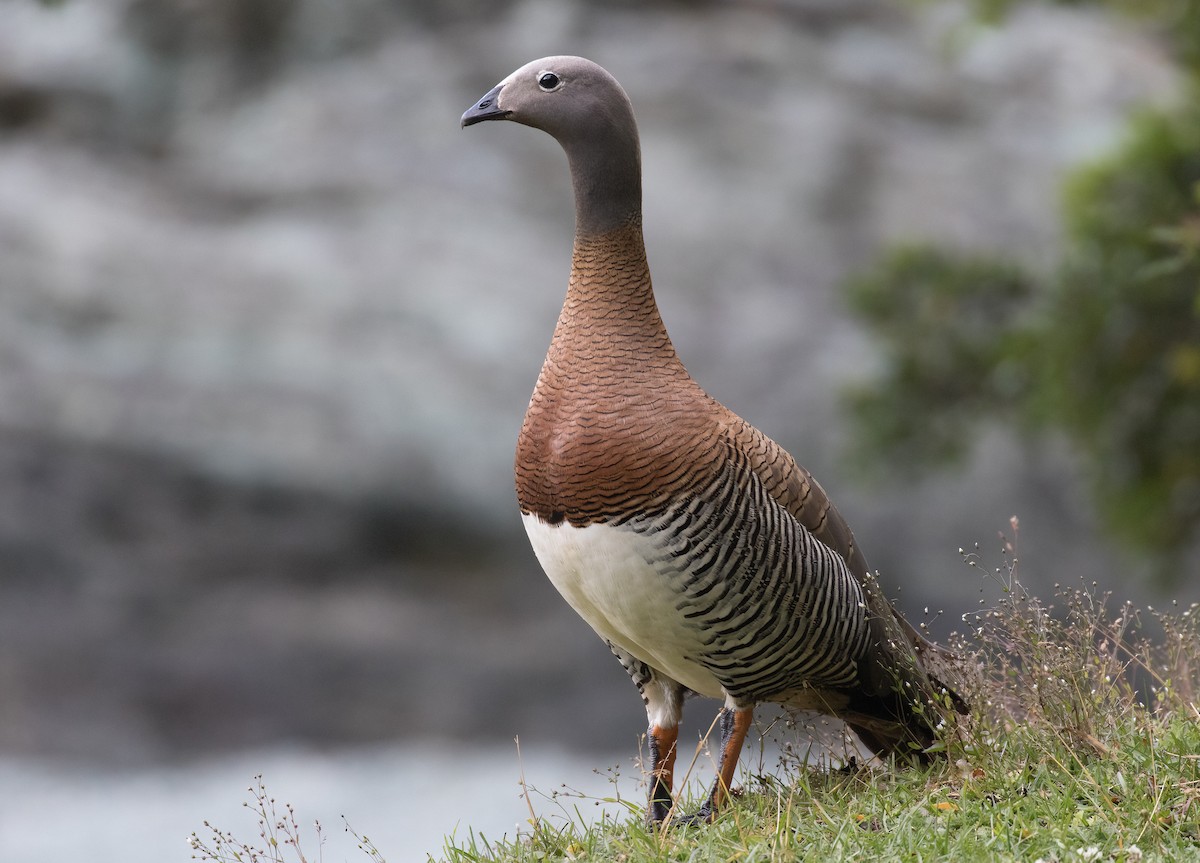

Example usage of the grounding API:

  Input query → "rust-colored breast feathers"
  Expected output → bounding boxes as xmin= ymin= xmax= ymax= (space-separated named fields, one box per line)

xmin=516 ymin=359 xmax=721 ymax=526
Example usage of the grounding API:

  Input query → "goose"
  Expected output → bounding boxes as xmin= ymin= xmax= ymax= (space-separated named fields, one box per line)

xmin=461 ymin=55 xmax=967 ymax=823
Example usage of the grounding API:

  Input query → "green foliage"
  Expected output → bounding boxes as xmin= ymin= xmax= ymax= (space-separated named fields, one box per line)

xmin=842 ymin=95 xmax=1200 ymax=568
xmin=1047 ymin=106 xmax=1200 ymax=552
xmin=843 ymin=247 xmax=1037 ymax=472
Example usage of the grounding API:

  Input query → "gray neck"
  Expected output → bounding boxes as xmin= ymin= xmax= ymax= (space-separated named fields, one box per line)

xmin=563 ymin=121 xmax=643 ymax=238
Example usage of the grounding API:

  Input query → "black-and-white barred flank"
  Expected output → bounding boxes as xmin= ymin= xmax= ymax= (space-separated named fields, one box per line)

xmin=617 ymin=434 xmax=872 ymax=705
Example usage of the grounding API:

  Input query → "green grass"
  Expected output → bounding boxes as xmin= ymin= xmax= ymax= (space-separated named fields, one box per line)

xmin=192 ymin=526 xmax=1200 ymax=863
xmin=438 ymin=714 xmax=1199 ymax=863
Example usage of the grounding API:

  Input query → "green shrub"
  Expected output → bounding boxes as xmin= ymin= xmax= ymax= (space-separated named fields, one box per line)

xmin=843 ymin=99 xmax=1200 ymax=572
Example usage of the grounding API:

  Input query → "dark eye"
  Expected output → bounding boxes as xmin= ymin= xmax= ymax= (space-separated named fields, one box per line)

xmin=538 ymin=72 xmax=560 ymax=91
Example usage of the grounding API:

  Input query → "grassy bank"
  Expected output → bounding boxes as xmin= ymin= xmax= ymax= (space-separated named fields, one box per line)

xmin=437 ymin=713 xmax=1198 ymax=862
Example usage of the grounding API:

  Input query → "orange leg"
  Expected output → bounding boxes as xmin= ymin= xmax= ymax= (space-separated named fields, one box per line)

xmin=647 ymin=723 xmax=679 ymax=824
xmin=679 ymin=706 xmax=753 ymax=824
xmin=708 ymin=707 xmax=753 ymax=813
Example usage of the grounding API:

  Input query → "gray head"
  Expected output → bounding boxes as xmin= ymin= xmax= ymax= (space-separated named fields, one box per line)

xmin=461 ymin=56 xmax=635 ymax=136
xmin=462 ymin=56 xmax=642 ymax=236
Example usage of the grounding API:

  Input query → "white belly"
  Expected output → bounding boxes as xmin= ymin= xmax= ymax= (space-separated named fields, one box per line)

xmin=521 ymin=514 xmax=724 ymax=699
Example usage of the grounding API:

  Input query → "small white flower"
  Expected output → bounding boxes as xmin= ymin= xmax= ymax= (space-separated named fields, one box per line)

xmin=1076 ymin=846 xmax=1102 ymax=862
xmin=1126 ymin=845 xmax=1143 ymax=862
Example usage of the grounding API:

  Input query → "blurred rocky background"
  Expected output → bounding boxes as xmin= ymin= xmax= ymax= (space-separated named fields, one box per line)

xmin=0 ymin=0 xmax=1193 ymax=858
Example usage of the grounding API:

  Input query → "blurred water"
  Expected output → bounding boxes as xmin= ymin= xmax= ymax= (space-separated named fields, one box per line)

xmin=0 ymin=742 xmax=630 ymax=863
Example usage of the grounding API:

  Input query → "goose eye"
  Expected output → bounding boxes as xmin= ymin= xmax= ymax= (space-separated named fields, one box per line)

xmin=537 ymin=72 xmax=560 ymax=91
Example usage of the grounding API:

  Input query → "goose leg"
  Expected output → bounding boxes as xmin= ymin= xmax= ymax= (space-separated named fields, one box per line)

xmin=646 ymin=723 xmax=679 ymax=824
xmin=611 ymin=648 xmax=686 ymax=824
xmin=676 ymin=706 xmax=753 ymax=824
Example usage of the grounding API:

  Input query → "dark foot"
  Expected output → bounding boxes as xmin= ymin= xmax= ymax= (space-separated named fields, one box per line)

xmin=671 ymin=802 xmax=715 ymax=826
xmin=646 ymin=794 xmax=673 ymax=825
